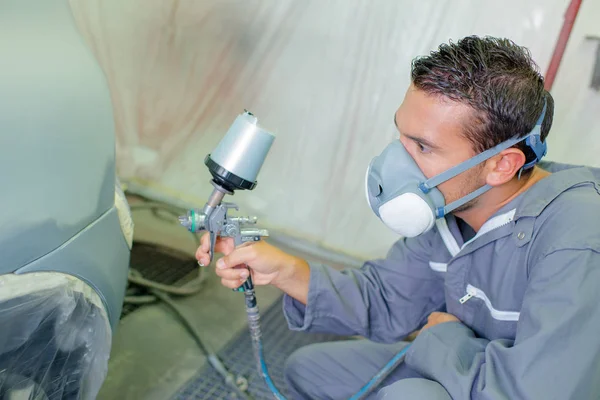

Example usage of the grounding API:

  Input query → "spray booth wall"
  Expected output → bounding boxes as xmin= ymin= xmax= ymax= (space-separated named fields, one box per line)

xmin=69 ymin=0 xmax=600 ymax=260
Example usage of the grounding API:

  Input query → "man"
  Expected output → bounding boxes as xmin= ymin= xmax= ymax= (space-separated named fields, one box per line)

xmin=196 ymin=36 xmax=600 ymax=399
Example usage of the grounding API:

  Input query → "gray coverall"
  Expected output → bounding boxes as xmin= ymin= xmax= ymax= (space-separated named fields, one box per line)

xmin=282 ymin=161 xmax=600 ymax=399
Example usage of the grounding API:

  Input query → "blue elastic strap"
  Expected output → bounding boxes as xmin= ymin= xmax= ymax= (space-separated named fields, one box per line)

xmin=421 ymin=100 xmax=547 ymax=194
xmin=421 ymin=101 xmax=547 ymax=218
xmin=422 ymin=101 xmax=547 ymax=217
xmin=436 ymin=184 xmax=493 ymax=218
xmin=521 ymin=125 xmax=547 ymax=170
xmin=518 ymin=104 xmax=547 ymax=178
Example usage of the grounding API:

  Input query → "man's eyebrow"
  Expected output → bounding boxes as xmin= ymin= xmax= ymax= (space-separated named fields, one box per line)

xmin=402 ymin=133 xmax=439 ymax=150
xmin=393 ymin=114 xmax=439 ymax=150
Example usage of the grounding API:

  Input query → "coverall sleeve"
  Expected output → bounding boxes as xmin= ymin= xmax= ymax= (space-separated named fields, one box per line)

xmin=282 ymin=235 xmax=446 ymax=343
xmin=404 ymin=249 xmax=600 ymax=400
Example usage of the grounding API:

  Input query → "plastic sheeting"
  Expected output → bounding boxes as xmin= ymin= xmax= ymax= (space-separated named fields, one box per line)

xmin=69 ymin=0 xmax=599 ymax=259
xmin=0 ymin=272 xmax=111 ymax=400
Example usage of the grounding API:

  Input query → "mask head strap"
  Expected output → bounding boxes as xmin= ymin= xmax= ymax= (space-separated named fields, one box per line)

xmin=435 ymin=184 xmax=492 ymax=218
xmin=420 ymin=99 xmax=547 ymax=217
xmin=520 ymin=101 xmax=548 ymax=172
xmin=420 ymin=99 xmax=547 ymax=194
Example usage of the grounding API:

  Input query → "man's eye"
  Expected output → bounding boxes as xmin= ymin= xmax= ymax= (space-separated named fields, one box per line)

xmin=417 ymin=142 xmax=431 ymax=153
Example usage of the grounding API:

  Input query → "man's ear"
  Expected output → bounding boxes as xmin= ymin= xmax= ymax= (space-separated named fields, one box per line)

xmin=485 ymin=148 xmax=526 ymax=186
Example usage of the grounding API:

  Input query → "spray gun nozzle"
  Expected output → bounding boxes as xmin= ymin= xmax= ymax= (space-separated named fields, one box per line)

xmin=178 ymin=215 xmax=190 ymax=228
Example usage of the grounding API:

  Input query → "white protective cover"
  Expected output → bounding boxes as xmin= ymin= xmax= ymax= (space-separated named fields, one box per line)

xmin=0 ymin=272 xmax=111 ymax=400
xmin=0 ymin=175 xmax=133 ymax=400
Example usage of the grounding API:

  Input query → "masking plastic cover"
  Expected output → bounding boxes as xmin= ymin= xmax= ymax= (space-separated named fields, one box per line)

xmin=0 ymin=272 xmax=111 ymax=400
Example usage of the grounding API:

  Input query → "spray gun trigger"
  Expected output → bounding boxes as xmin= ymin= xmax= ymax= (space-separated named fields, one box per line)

xmin=209 ymin=231 xmax=217 ymax=263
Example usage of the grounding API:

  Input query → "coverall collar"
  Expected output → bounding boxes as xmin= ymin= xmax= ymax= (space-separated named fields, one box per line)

xmin=513 ymin=161 xmax=600 ymax=219
xmin=443 ymin=161 xmax=600 ymax=257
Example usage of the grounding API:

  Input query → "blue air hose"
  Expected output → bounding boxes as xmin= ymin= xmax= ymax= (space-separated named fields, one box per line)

xmin=245 ymin=291 xmax=287 ymax=400
xmin=347 ymin=344 xmax=411 ymax=400
xmin=243 ymin=289 xmax=410 ymax=400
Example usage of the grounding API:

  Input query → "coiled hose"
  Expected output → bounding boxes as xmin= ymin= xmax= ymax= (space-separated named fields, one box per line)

xmin=151 ymin=288 xmax=253 ymax=400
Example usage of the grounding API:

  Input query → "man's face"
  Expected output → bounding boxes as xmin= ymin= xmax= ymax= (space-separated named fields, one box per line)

xmin=394 ymin=85 xmax=486 ymax=212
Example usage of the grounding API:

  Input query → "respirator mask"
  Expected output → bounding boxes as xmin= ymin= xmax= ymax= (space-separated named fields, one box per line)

xmin=366 ymin=102 xmax=547 ymax=237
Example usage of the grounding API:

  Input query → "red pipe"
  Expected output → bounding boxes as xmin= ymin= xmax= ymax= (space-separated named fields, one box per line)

xmin=544 ymin=0 xmax=583 ymax=91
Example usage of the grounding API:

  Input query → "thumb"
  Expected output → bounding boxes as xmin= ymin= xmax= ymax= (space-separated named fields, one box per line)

xmin=216 ymin=245 xmax=256 ymax=270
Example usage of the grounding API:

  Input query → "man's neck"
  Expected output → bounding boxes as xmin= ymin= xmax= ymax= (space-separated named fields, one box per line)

xmin=455 ymin=166 xmax=551 ymax=232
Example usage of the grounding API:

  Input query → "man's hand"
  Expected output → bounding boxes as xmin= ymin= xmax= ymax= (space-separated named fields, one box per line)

xmin=195 ymin=233 xmax=311 ymax=304
xmin=421 ymin=312 xmax=460 ymax=331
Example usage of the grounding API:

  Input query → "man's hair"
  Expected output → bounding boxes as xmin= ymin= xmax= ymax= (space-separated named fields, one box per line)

xmin=411 ymin=36 xmax=554 ymax=171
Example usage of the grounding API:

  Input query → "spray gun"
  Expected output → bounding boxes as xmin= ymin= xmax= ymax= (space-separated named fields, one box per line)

xmin=178 ymin=111 xmax=287 ymax=399
xmin=178 ymin=110 xmax=274 ymax=296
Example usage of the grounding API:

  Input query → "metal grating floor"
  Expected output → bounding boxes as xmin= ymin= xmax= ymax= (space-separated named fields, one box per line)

xmin=172 ymin=296 xmax=349 ymax=400
xmin=122 ymin=241 xmax=200 ymax=318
